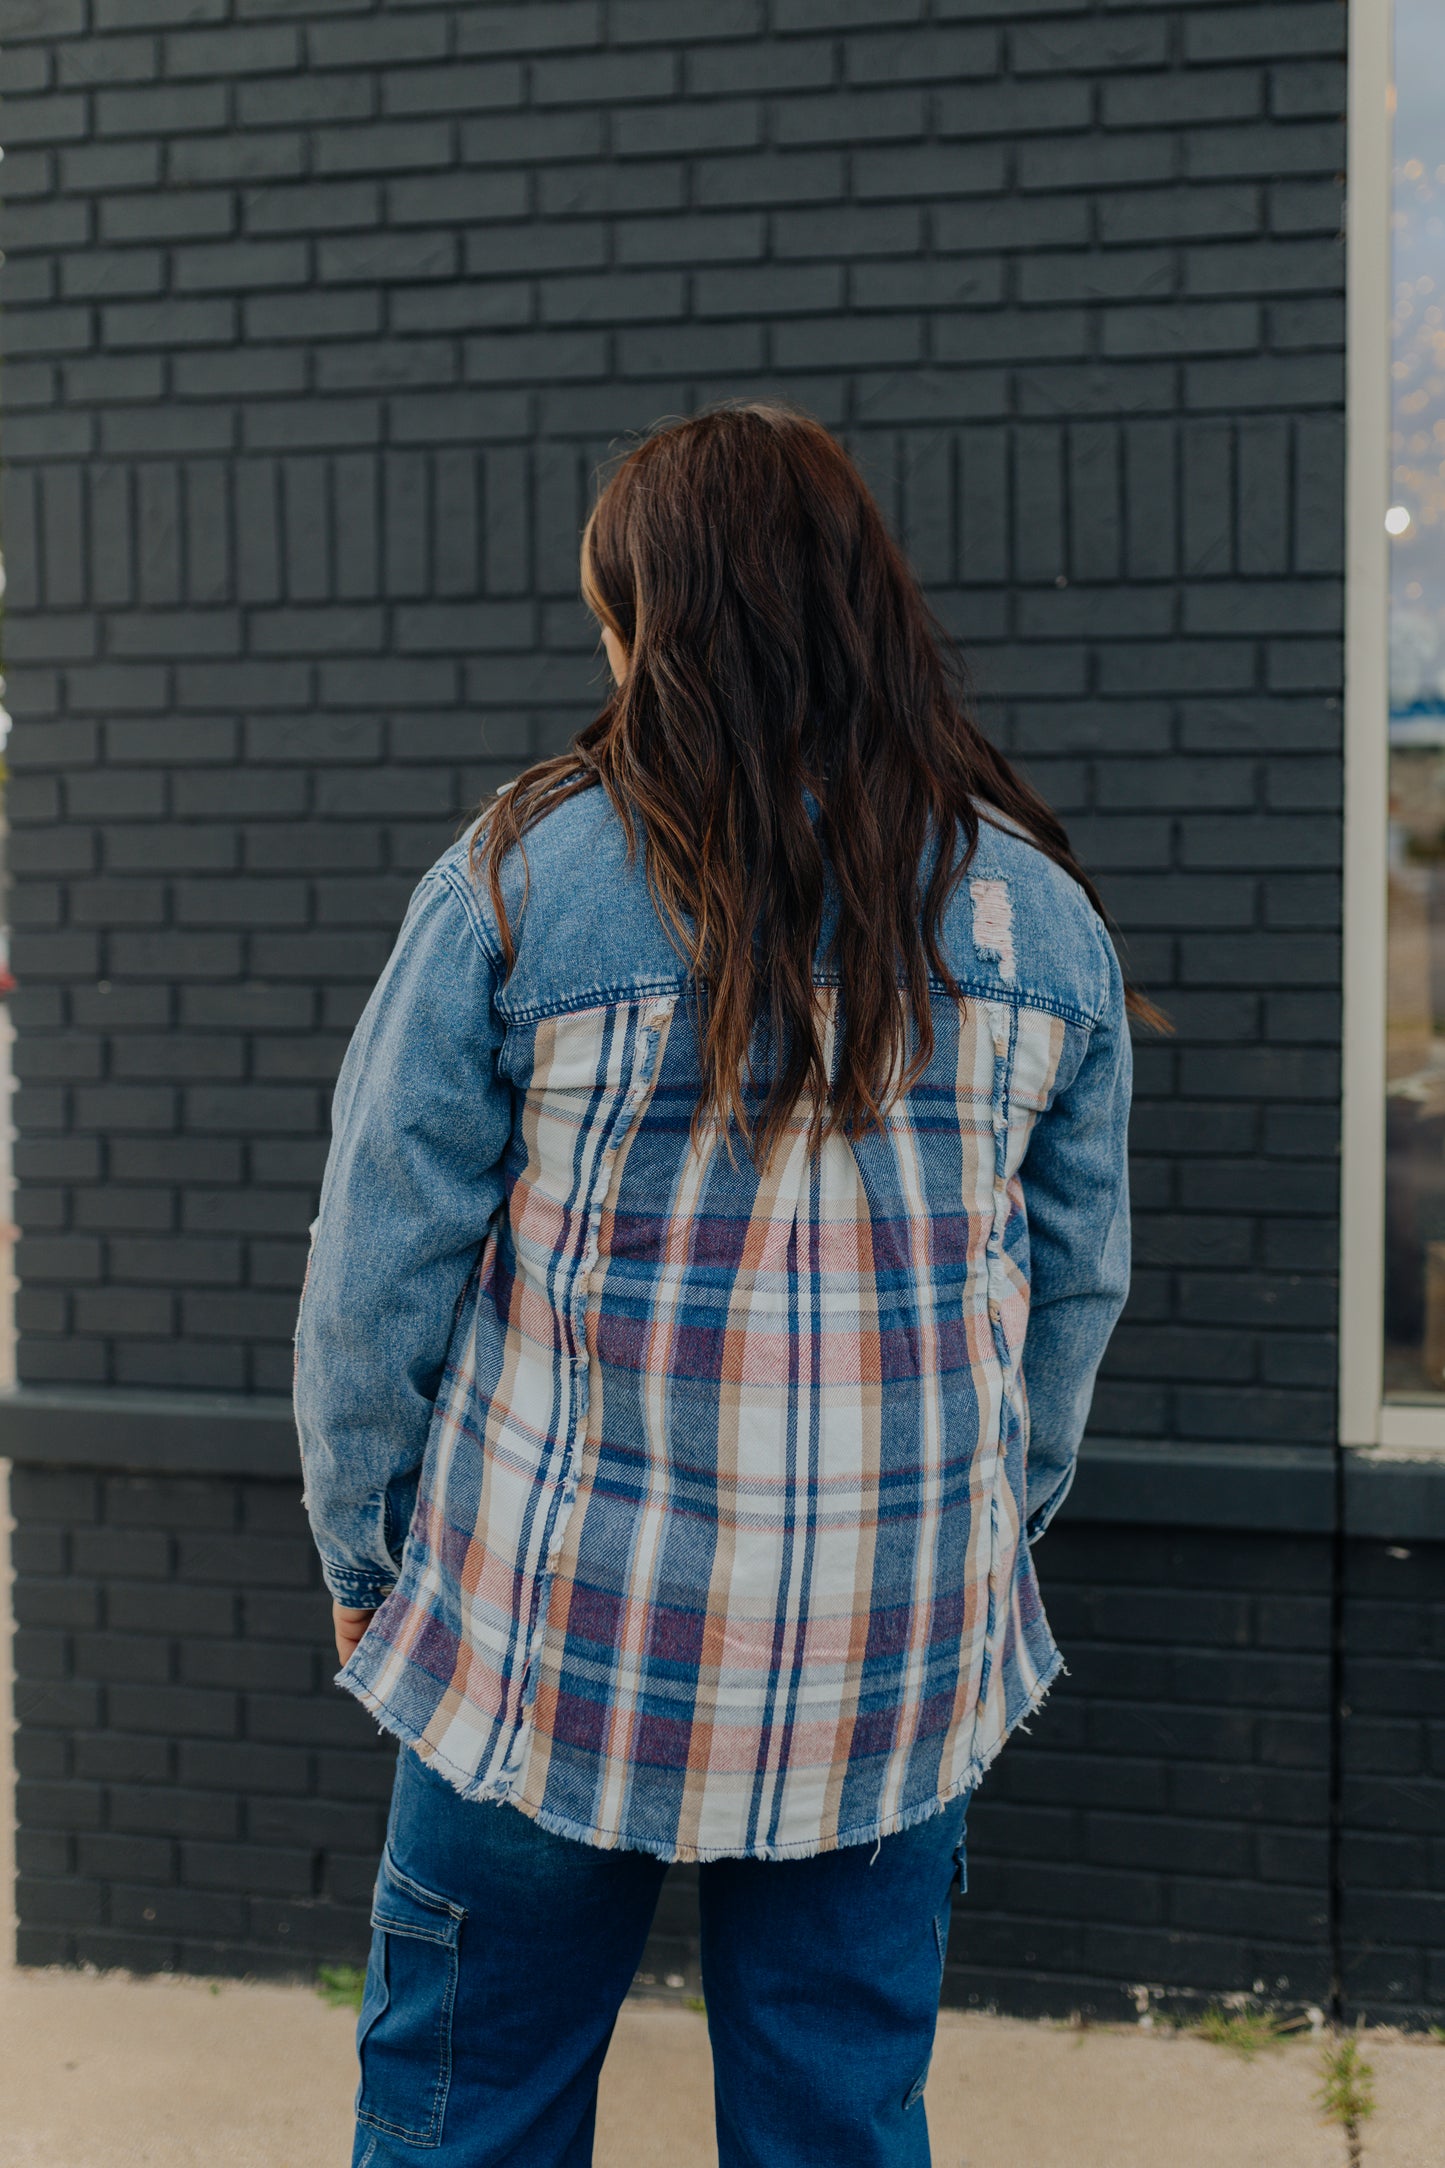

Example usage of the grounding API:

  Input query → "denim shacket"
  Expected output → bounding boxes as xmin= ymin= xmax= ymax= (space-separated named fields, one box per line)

xmin=294 ymin=786 xmax=1132 ymax=1864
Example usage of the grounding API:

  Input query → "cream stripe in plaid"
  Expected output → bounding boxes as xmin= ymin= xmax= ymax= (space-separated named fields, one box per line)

xmin=342 ymin=989 xmax=1069 ymax=1862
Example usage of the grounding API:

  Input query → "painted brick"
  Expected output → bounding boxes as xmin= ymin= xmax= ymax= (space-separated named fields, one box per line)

xmin=2 ymin=0 xmax=1409 ymax=2022
xmin=7 ymin=1470 xmax=1405 ymax=2012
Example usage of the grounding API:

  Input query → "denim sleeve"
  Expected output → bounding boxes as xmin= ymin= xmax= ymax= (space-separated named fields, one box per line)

xmin=294 ymin=862 xmax=512 ymax=1608
xmin=1017 ymin=920 xmax=1133 ymax=1546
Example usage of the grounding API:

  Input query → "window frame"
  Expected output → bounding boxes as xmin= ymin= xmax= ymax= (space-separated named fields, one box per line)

xmin=1339 ymin=0 xmax=1445 ymax=1451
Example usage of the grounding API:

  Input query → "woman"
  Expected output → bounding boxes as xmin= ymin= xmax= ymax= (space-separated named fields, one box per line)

xmin=294 ymin=400 xmax=1140 ymax=2168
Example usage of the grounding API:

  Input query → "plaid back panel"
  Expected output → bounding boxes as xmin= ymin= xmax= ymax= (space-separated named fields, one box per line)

xmin=344 ymin=985 xmax=1069 ymax=1862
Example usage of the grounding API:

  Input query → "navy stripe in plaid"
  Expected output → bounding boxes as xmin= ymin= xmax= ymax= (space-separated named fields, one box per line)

xmin=340 ymin=982 xmax=1069 ymax=1862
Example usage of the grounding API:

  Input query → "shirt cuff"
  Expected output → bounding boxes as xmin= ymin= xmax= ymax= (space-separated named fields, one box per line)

xmin=1024 ymin=1469 xmax=1075 ymax=1547
xmin=319 ymin=1558 xmax=397 ymax=1610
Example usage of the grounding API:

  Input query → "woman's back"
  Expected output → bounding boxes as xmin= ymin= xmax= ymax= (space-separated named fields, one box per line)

xmin=298 ymin=400 xmax=1139 ymax=2167
xmin=296 ymin=781 xmax=1131 ymax=1862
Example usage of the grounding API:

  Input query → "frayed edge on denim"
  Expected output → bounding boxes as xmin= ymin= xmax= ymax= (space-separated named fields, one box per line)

xmin=335 ymin=1640 xmax=1068 ymax=1869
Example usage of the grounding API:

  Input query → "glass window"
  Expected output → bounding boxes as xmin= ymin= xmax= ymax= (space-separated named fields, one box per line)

xmin=1385 ymin=3 xmax=1445 ymax=1397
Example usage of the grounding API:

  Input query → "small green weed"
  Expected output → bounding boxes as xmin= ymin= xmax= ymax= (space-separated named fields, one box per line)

xmin=685 ymin=1995 xmax=707 ymax=2015
xmin=317 ymin=1963 xmax=368 ymax=2013
xmin=1317 ymin=2033 xmax=1375 ymax=2168
xmin=1193 ymin=2005 xmax=1291 ymax=2058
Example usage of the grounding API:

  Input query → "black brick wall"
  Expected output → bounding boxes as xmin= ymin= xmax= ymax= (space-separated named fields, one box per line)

xmin=16 ymin=1464 xmax=1440 ymax=2022
xmin=12 ymin=0 xmax=1429 ymax=2030
xmin=1 ymin=0 xmax=1347 ymax=1434
xmin=0 ymin=1463 xmax=1347 ymax=2015
xmin=7 ymin=1460 xmax=728 ymax=1993
xmin=12 ymin=1466 xmax=390 ymax=1973
xmin=1340 ymin=1540 xmax=1445 ymax=2029
xmin=954 ymin=1520 xmax=1337 ymax=2021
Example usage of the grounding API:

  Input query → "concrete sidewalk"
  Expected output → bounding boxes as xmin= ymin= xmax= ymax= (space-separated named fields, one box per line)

xmin=0 ymin=1967 xmax=1442 ymax=2167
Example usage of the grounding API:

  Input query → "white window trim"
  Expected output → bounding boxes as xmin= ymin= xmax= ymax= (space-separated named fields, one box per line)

xmin=1339 ymin=0 xmax=1445 ymax=1454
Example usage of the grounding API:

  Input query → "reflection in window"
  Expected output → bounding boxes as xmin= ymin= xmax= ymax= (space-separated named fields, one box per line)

xmin=1386 ymin=4 xmax=1445 ymax=1396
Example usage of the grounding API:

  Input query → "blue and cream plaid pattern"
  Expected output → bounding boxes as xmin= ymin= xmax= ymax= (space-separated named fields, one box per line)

xmin=340 ymin=981 xmax=1071 ymax=1863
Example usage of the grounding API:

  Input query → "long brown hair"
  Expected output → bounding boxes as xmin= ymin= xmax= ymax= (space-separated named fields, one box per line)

xmin=472 ymin=399 xmax=1164 ymax=1171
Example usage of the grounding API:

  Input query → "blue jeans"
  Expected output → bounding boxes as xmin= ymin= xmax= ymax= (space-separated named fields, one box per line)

xmin=351 ymin=1746 xmax=971 ymax=2168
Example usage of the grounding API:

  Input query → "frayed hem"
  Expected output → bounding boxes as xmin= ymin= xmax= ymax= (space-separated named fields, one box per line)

xmin=336 ymin=1640 xmax=1068 ymax=1868
xmin=333 ymin=1664 xmax=526 ymax=1813
xmin=510 ymin=1766 xmax=989 ymax=1866
xmin=979 ymin=1645 xmax=1067 ymax=1772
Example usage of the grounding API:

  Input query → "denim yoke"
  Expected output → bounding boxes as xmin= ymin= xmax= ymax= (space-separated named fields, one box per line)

xmin=294 ymin=787 xmax=1133 ymax=1865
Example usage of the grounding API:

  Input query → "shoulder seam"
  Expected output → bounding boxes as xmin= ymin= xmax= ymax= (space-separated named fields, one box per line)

xmin=432 ymin=858 xmax=506 ymax=972
xmin=1088 ymin=911 xmax=1116 ymax=1028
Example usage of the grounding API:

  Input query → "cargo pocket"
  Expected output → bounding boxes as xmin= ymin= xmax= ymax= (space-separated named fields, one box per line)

xmin=355 ymin=1845 xmax=465 ymax=2149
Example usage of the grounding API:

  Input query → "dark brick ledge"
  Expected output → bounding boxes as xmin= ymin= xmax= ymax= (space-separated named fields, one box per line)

xmin=1069 ymin=1439 xmax=1336 ymax=1533
xmin=0 ymin=1388 xmax=299 ymax=1479
xmin=1074 ymin=1438 xmax=1445 ymax=1542
xmin=1342 ymin=1449 xmax=1445 ymax=1542
xmin=4 ymin=1390 xmax=1443 ymax=1541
